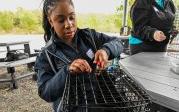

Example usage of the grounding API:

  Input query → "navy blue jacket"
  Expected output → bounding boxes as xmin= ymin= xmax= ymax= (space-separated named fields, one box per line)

xmin=130 ymin=0 xmax=175 ymax=47
xmin=34 ymin=28 xmax=123 ymax=112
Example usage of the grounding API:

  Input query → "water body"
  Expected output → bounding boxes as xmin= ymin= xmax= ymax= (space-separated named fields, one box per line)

xmin=0 ymin=35 xmax=45 ymax=58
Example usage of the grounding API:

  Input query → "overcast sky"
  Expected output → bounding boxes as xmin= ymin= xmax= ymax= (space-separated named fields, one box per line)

xmin=0 ymin=0 xmax=123 ymax=14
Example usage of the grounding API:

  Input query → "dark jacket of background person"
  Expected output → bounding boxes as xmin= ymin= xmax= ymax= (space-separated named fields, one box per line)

xmin=130 ymin=0 xmax=176 ymax=54
xmin=34 ymin=28 xmax=123 ymax=112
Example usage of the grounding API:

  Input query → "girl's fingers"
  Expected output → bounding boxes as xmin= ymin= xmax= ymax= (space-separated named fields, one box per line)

xmin=82 ymin=60 xmax=92 ymax=72
xmin=93 ymin=53 xmax=99 ymax=64
xmin=94 ymin=50 xmax=109 ymax=69
xmin=69 ymin=65 xmax=81 ymax=74
xmin=70 ymin=59 xmax=92 ymax=73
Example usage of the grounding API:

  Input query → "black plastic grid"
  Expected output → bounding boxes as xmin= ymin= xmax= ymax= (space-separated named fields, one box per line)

xmin=59 ymin=69 xmax=151 ymax=112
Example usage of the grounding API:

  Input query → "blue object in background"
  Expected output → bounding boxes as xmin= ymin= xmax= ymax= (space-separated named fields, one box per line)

xmin=107 ymin=58 xmax=120 ymax=72
xmin=129 ymin=35 xmax=143 ymax=45
xmin=155 ymin=0 xmax=164 ymax=9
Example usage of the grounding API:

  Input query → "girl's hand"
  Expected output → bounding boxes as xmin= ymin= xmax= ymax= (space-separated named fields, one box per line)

xmin=69 ymin=59 xmax=92 ymax=74
xmin=93 ymin=49 xmax=109 ymax=70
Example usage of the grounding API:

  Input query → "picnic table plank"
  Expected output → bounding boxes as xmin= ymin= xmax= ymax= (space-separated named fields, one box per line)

xmin=0 ymin=41 xmax=29 ymax=46
xmin=7 ymin=57 xmax=36 ymax=67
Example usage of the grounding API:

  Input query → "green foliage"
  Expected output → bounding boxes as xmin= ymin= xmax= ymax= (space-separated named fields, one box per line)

xmin=173 ymin=0 xmax=179 ymax=8
xmin=114 ymin=0 xmax=135 ymax=30
xmin=0 ymin=8 xmax=43 ymax=34
xmin=77 ymin=13 xmax=122 ymax=32
xmin=0 ymin=11 xmax=14 ymax=32
xmin=0 ymin=9 xmax=122 ymax=34
xmin=16 ymin=8 xmax=41 ymax=33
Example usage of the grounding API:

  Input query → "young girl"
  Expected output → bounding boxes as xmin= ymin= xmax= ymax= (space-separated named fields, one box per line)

xmin=34 ymin=0 xmax=123 ymax=111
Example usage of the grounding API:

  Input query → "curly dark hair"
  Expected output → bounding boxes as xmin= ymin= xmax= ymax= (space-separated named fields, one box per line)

xmin=42 ymin=0 xmax=74 ymax=42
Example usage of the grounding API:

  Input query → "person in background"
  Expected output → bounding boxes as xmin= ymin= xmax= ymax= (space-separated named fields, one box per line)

xmin=129 ymin=0 xmax=177 ymax=55
xmin=34 ymin=0 xmax=123 ymax=111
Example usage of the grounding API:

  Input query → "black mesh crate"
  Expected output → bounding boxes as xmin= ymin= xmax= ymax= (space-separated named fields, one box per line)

xmin=58 ymin=69 xmax=151 ymax=112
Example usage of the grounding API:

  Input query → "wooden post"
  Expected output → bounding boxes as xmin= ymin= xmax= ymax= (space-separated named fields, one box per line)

xmin=24 ymin=43 xmax=30 ymax=55
xmin=7 ymin=67 xmax=18 ymax=89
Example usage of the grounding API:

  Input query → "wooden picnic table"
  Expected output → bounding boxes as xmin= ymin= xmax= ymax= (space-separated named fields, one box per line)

xmin=0 ymin=41 xmax=37 ymax=89
xmin=0 ymin=56 xmax=36 ymax=89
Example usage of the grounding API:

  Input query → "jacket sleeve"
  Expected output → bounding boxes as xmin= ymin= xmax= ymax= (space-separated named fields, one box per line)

xmin=34 ymin=50 xmax=68 ymax=102
xmin=131 ymin=0 xmax=157 ymax=41
xmin=90 ymin=29 xmax=124 ymax=60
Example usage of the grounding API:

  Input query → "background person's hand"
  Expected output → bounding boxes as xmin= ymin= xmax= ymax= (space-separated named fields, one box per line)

xmin=69 ymin=59 xmax=92 ymax=74
xmin=153 ymin=31 xmax=166 ymax=42
xmin=93 ymin=49 xmax=109 ymax=70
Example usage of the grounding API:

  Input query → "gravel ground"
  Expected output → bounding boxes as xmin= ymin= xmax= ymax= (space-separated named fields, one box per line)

xmin=0 ymin=67 xmax=52 ymax=112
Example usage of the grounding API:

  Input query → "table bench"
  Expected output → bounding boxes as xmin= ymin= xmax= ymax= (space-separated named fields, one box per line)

xmin=0 ymin=56 xmax=36 ymax=89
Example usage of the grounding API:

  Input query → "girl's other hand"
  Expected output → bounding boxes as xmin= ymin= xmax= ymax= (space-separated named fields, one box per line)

xmin=69 ymin=59 xmax=92 ymax=74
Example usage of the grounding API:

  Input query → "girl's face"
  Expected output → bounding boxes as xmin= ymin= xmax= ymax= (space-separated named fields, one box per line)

xmin=48 ymin=1 xmax=77 ymax=43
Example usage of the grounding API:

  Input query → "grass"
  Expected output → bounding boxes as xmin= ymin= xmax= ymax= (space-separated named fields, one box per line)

xmin=0 ymin=9 xmax=132 ymax=34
